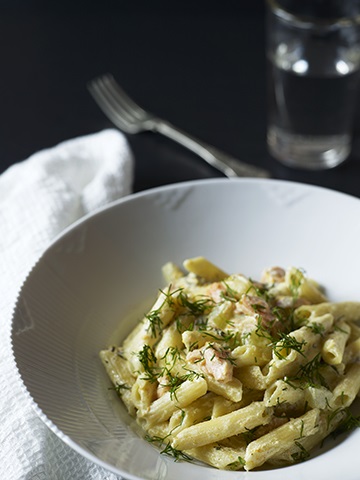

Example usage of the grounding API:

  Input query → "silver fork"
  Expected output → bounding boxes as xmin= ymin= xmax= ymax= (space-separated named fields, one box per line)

xmin=87 ymin=74 xmax=270 ymax=178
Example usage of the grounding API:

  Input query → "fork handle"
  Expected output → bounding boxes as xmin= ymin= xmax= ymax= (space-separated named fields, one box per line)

xmin=154 ymin=120 xmax=270 ymax=178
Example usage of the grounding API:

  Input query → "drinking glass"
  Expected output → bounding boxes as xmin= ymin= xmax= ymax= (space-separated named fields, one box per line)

xmin=266 ymin=0 xmax=360 ymax=169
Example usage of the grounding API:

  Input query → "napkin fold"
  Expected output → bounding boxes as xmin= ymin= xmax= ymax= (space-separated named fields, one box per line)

xmin=0 ymin=129 xmax=133 ymax=480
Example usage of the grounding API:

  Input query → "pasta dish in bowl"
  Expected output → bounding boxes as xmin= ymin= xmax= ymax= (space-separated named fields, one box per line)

xmin=10 ymin=178 xmax=360 ymax=480
xmin=101 ymin=256 xmax=360 ymax=471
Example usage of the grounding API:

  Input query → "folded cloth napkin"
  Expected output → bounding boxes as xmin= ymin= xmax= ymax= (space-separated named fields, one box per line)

xmin=0 ymin=129 xmax=134 ymax=480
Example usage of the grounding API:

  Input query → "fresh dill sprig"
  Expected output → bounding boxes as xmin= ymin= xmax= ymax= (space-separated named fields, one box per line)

xmin=284 ymin=353 xmax=328 ymax=389
xmin=307 ymin=322 xmax=325 ymax=336
xmin=109 ymin=382 xmax=130 ymax=394
xmin=270 ymin=333 xmax=306 ymax=360
xmin=197 ymin=329 xmax=241 ymax=350
xmin=178 ymin=291 xmax=213 ymax=315
xmin=331 ymin=407 xmax=360 ymax=437
xmin=160 ymin=442 xmax=193 ymax=461
xmin=195 ymin=316 xmax=209 ymax=331
xmin=271 ymin=306 xmax=289 ymax=329
xmin=145 ymin=286 xmax=181 ymax=337
xmin=291 ymin=441 xmax=310 ymax=462
xmin=254 ymin=318 xmax=274 ymax=342
xmin=246 ymin=279 xmax=271 ymax=301
xmin=161 ymin=346 xmax=182 ymax=370
xmin=241 ymin=426 xmax=258 ymax=445
xmin=159 ymin=368 xmax=204 ymax=400
xmin=145 ymin=435 xmax=193 ymax=462
xmin=226 ymin=455 xmax=246 ymax=470
xmin=295 ymin=419 xmax=305 ymax=440
xmin=145 ymin=309 xmax=164 ymax=338
xmin=136 ymin=345 xmax=158 ymax=382
xmin=220 ymin=282 xmax=240 ymax=302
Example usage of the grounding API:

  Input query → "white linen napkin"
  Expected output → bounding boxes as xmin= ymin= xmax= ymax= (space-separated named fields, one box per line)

xmin=0 ymin=129 xmax=134 ymax=480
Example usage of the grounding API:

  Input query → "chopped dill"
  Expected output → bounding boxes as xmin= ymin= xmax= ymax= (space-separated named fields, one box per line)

xmin=291 ymin=441 xmax=310 ymax=462
xmin=250 ymin=302 xmax=267 ymax=313
xmin=136 ymin=345 xmax=158 ymax=382
xmin=175 ymin=314 xmax=194 ymax=333
xmin=109 ymin=383 xmax=130 ymax=394
xmin=145 ymin=286 xmax=181 ymax=337
xmin=307 ymin=322 xmax=325 ymax=336
xmin=226 ymin=456 xmax=246 ymax=470
xmin=284 ymin=353 xmax=328 ymax=389
xmin=161 ymin=443 xmax=193 ymax=461
xmin=246 ymin=279 xmax=271 ymax=301
xmin=158 ymin=368 xmax=204 ymax=400
xmin=330 ymin=407 xmax=360 ymax=437
xmin=146 ymin=435 xmax=193 ymax=462
xmin=241 ymin=426 xmax=258 ymax=445
xmin=254 ymin=319 xmax=274 ymax=342
xmin=295 ymin=419 xmax=305 ymax=440
xmin=198 ymin=329 xmax=241 ymax=350
xmin=220 ymin=282 xmax=240 ymax=302
xmin=145 ymin=309 xmax=164 ymax=338
xmin=161 ymin=346 xmax=182 ymax=370
xmin=178 ymin=290 xmax=213 ymax=315
xmin=195 ymin=316 xmax=209 ymax=331
xmin=271 ymin=306 xmax=289 ymax=328
xmin=333 ymin=324 xmax=349 ymax=334
xmin=270 ymin=333 xmax=306 ymax=360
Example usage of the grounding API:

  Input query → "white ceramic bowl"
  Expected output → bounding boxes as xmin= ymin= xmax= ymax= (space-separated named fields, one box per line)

xmin=11 ymin=178 xmax=360 ymax=480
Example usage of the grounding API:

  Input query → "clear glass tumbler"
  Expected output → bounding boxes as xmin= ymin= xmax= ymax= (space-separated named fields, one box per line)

xmin=266 ymin=0 xmax=360 ymax=169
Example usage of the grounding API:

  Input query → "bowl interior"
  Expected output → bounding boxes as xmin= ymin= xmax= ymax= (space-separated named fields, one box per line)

xmin=11 ymin=178 xmax=360 ymax=480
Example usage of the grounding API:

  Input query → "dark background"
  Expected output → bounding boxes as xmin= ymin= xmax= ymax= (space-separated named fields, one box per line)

xmin=1 ymin=0 xmax=360 ymax=196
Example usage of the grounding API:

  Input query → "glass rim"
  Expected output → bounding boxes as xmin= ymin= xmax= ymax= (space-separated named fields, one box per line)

xmin=267 ymin=0 xmax=360 ymax=29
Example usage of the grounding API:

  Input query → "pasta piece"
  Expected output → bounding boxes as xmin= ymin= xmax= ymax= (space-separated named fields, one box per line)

xmin=330 ymin=363 xmax=360 ymax=409
xmin=244 ymin=409 xmax=320 ymax=470
xmin=146 ymin=421 xmax=172 ymax=440
xmin=207 ymin=300 xmax=235 ymax=330
xmin=235 ymin=365 xmax=267 ymax=390
xmin=183 ymin=256 xmax=228 ymax=281
xmin=154 ymin=322 xmax=184 ymax=361
xmin=205 ymin=375 xmax=243 ymax=403
xmin=296 ymin=302 xmax=360 ymax=324
xmin=344 ymin=337 xmax=360 ymax=363
xmin=264 ymin=380 xmax=305 ymax=408
xmin=232 ymin=344 xmax=272 ymax=368
xmin=265 ymin=320 xmax=333 ymax=384
xmin=162 ymin=261 xmax=185 ymax=284
xmin=186 ymin=442 xmax=247 ymax=470
xmin=99 ymin=347 xmax=135 ymax=415
xmin=168 ymin=392 xmax=216 ymax=433
xmin=285 ymin=267 xmax=327 ymax=304
xmin=130 ymin=377 xmax=158 ymax=414
xmin=322 ymin=320 xmax=351 ymax=365
xmin=304 ymin=385 xmax=333 ymax=409
xmin=267 ymin=409 xmax=346 ymax=467
xmin=172 ymin=402 xmax=272 ymax=450
xmin=123 ymin=286 xmax=180 ymax=356
xmin=211 ymin=396 xmax=243 ymax=418
xmin=140 ymin=377 xmax=207 ymax=427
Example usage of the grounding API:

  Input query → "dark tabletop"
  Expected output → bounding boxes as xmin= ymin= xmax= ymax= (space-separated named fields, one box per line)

xmin=1 ymin=0 xmax=360 ymax=196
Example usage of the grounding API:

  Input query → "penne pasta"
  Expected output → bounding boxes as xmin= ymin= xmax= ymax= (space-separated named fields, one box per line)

xmin=244 ymin=409 xmax=320 ymax=470
xmin=172 ymin=402 xmax=272 ymax=450
xmin=322 ymin=320 xmax=351 ymax=365
xmin=100 ymin=258 xmax=360 ymax=471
